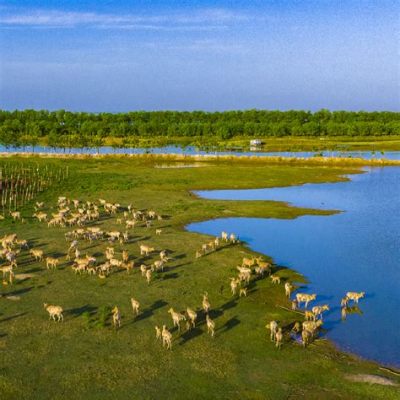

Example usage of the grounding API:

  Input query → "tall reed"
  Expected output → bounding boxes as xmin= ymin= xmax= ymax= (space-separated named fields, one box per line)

xmin=0 ymin=161 xmax=68 ymax=214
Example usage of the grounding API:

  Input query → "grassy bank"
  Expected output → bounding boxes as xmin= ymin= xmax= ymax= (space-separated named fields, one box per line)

xmin=101 ymin=135 xmax=400 ymax=151
xmin=223 ymin=136 xmax=400 ymax=152
xmin=2 ymin=152 xmax=400 ymax=168
xmin=0 ymin=156 xmax=398 ymax=399
xmin=8 ymin=134 xmax=400 ymax=152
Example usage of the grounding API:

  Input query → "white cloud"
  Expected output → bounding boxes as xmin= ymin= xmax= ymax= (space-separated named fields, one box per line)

xmin=0 ymin=7 xmax=250 ymax=30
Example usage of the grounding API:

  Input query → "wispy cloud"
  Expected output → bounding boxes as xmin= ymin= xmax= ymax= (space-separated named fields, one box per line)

xmin=163 ymin=39 xmax=248 ymax=54
xmin=0 ymin=7 xmax=251 ymax=31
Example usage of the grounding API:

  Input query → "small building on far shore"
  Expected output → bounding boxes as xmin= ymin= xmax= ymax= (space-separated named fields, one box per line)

xmin=250 ymin=139 xmax=263 ymax=146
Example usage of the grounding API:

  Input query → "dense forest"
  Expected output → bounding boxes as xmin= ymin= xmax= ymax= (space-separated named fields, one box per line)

xmin=1 ymin=109 xmax=400 ymax=148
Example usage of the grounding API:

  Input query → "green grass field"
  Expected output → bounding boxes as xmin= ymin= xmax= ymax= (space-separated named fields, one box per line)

xmin=0 ymin=156 xmax=398 ymax=400
xmin=100 ymin=135 xmax=400 ymax=152
xmin=29 ymin=134 xmax=400 ymax=152
xmin=224 ymin=136 xmax=400 ymax=152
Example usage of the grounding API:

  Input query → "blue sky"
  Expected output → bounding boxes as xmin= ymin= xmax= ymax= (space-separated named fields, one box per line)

xmin=0 ymin=1 xmax=399 ymax=111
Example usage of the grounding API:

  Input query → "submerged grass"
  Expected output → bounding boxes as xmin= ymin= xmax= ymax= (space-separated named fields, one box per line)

xmin=0 ymin=156 xmax=398 ymax=399
xmin=38 ymin=135 xmax=400 ymax=151
xmin=2 ymin=151 xmax=400 ymax=168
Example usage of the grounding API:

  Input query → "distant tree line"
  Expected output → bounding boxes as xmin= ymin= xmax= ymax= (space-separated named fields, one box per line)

xmin=0 ymin=109 xmax=399 ymax=148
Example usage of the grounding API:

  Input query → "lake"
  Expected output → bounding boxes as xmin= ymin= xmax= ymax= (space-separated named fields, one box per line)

xmin=1 ymin=144 xmax=400 ymax=160
xmin=187 ymin=167 xmax=400 ymax=367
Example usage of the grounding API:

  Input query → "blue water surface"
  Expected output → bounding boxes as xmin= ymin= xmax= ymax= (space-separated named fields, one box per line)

xmin=1 ymin=144 xmax=400 ymax=160
xmin=187 ymin=167 xmax=400 ymax=367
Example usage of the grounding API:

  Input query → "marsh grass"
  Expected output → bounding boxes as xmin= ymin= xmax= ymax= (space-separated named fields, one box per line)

xmin=2 ymin=151 xmax=400 ymax=168
xmin=0 ymin=156 xmax=398 ymax=399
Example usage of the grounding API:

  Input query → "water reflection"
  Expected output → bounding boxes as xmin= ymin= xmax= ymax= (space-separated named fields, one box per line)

xmin=187 ymin=167 xmax=400 ymax=367
xmin=1 ymin=144 xmax=400 ymax=160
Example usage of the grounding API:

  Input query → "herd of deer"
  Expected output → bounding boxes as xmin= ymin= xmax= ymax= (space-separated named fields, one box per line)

xmin=1 ymin=196 xmax=366 ymax=352
xmin=226 ymin=253 xmax=366 ymax=349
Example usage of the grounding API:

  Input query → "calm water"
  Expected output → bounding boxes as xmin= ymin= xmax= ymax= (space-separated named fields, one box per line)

xmin=1 ymin=144 xmax=400 ymax=160
xmin=187 ymin=167 xmax=400 ymax=367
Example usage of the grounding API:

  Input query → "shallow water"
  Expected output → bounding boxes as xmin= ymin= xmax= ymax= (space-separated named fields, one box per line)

xmin=1 ymin=144 xmax=400 ymax=160
xmin=187 ymin=167 xmax=400 ymax=367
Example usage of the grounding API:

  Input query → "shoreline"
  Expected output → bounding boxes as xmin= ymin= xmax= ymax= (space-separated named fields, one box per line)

xmin=186 ymin=170 xmax=400 ymax=370
xmin=185 ymin=221 xmax=400 ymax=372
xmin=0 ymin=154 xmax=399 ymax=397
xmin=1 ymin=151 xmax=400 ymax=166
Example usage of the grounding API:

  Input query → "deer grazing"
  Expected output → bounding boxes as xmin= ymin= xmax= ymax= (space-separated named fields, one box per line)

xmin=311 ymin=305 xmax=329 ymax=320
xmin=168 ymin=308 xmax=186 ymax=332
xmin=206 ymin=314 xmax=215 ymax=337
xmin=275 ymin=328 xmax=283 ymax=349
xmin=45 ymin=257 xmax=59 ymax=270
xmin=284 ymin=282 xmax=294 ymax=298
xmin=345 ymin=292 xmax=365 ymax=304
xmin=230 ymin=277 xmax=239 ymax=296
xmin=186 ymin=308 xmax=197 ymax=329
xmin=266 ymin=320 xmax=278 ymax=342
xmin=270 ymin=274 xmax=281 ymax=284
xmin=112 ymin=306 xmax=121 ymax=328
xmin=202 ymin=293 xmax=211 ymax=314
xmin=44 ymin=303 xmax=64 ymax=322
xmin=145 ymin=269 xmax=152 ymax=285
xmin=296 ymin=293 xmax=317 ymax=309
xmin=30 ymin=249 xmax=44 ymax=262
xmin=140 ymin=244 xmax=155 ymax=256
xmin=155 ymin=325 xmax=162 ymax=340
xmin=130 ymin=298 xmax=140 ymax=316
xmin=162 ymin=325 xmax=173 ymax=350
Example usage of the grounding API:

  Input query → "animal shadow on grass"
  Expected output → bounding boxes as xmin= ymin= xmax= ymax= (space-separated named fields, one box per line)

xmin=35 ymin=284 xmax=48 ymax=289
xmin=0 ymin=312 xmax=28 ymax=324
xmin=133 ymin=299 xmax=168 ymax=323
xmin=166 ymin=263 xmax=188 ymax=272
xmin=123 ymin=237 xmax=137 ymax=245
xmin=49 ymin=251 xmax=65 ymax=258
xmin=32 ymin=242 xmax=48 ymax=249
xmin=219 ymin=299 xmax=238 ymax=312
xmin=276 ymin=276 xmax=289 ymax=284
xmin=81 ymin=243 xmax=100 ymax=251
xmin=162 ymin=273 xmax=179 ymax=281
xmin=273 ymin=265 xmax=287 ymax=273
xmin=245 ymin=287 xmax=258 ymax=296
xmin=67 ymin=304 xmax=98 ymax=318
xmin=5 ymin=286 xmax=34 ymax=297
xmin=163 ymin=249 xmax=175 ymax=255
xmin=219 ymin=316 xmax=240 ymax=333
xmin=208 ymin=309 xmax=223 ymax=320
xmin=27 ymin=237 xmax=42 ymax=244
xmin=98 ymin=215 xmax=113 ymax=223
xmin=179 ymin=326 xmax=204 ymax=345
xmin=26 ymin=236 xmax=46 ymax=246
xmin=139 ymin=255 xmax=153 ymax=263
xmin=211 ymin=246 xmax=231 ymax=255
xmin=173 ymin=253 xmax=186 ymax=260
xmin=15 ymin=258 xmax=33 ymax=268
xmin=89 ymin=221 xmax=103 ymax=226
xmin=132 ymin=236 xmax=151 ymax=243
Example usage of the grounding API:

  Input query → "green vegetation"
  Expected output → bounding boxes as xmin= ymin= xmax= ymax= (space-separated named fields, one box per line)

xmin=222 ymin=136 xmax=400 ymax=152
xmin=1 ymin=110 xmax=400 ymax=150
xmin=0 ymin=156 xmax=398 ymax=400
xmin=0 ymin=161 xmax=68 ymax=213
